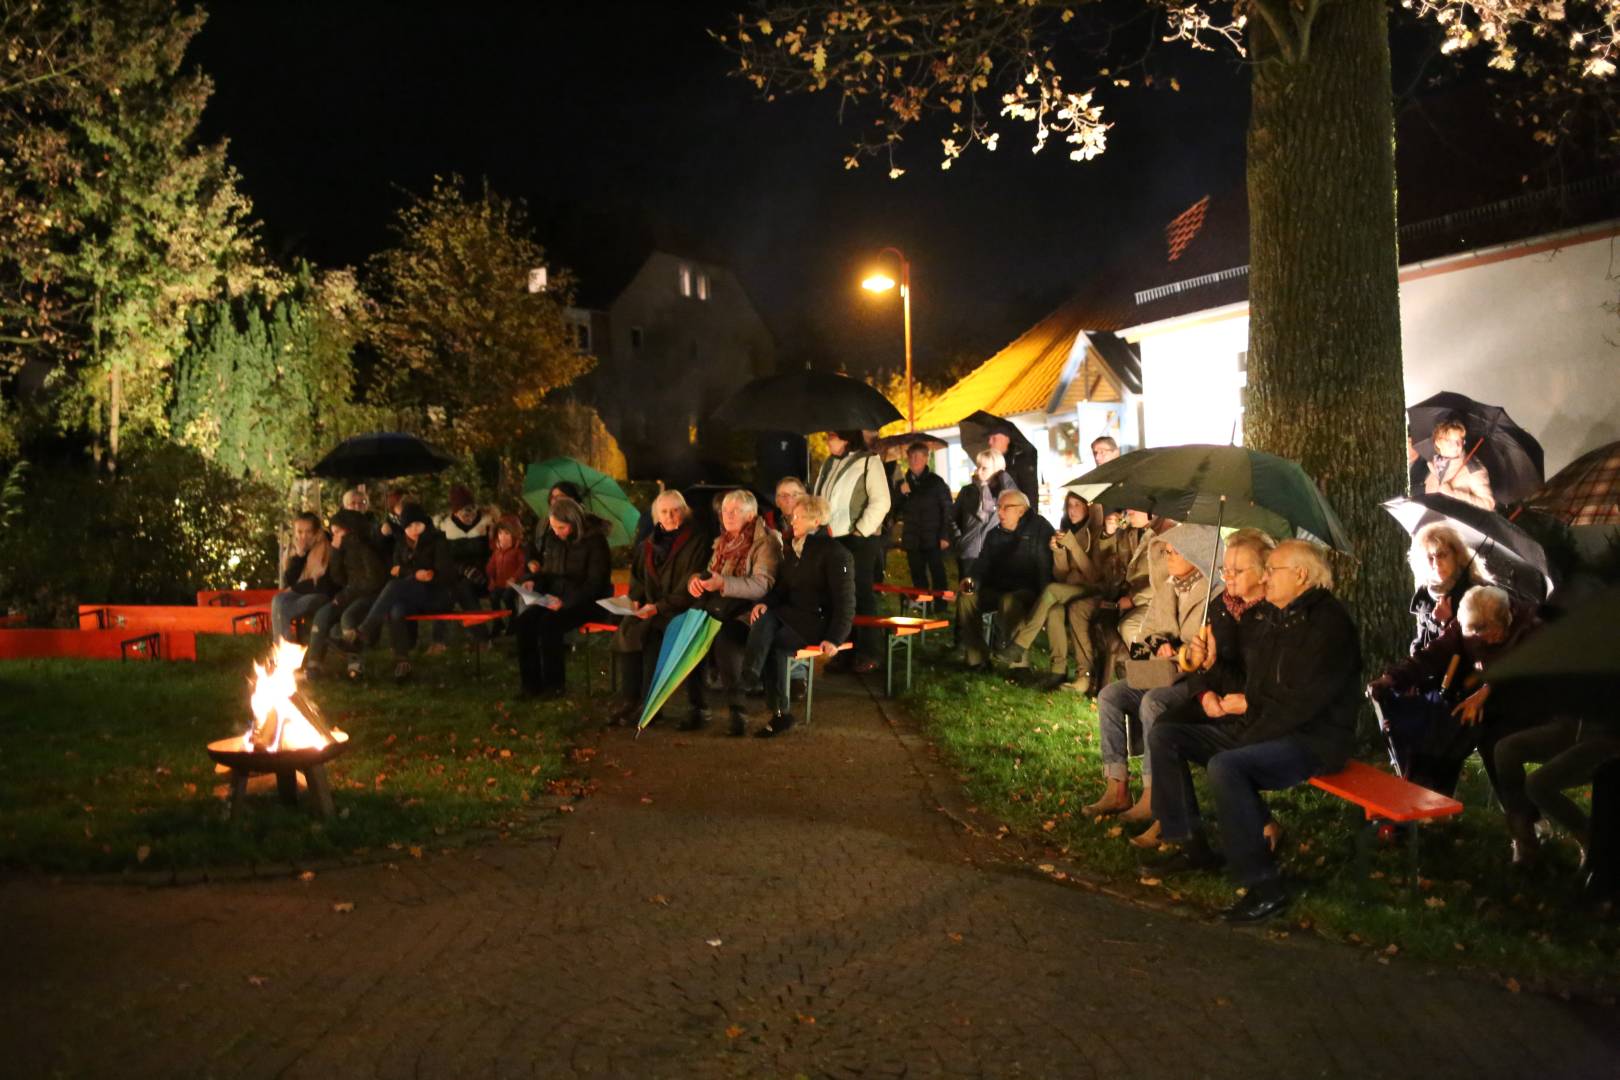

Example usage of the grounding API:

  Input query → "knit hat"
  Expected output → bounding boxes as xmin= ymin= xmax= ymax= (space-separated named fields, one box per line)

xmin=448 ymin=484 xmax=474 ymax=512
xmin=332 ymin=509 xmax=371 ymax=535
xmin=399 ymin=503 xmax=433 ymax=530
xmin=1159 ymin=524 xmax=1223 ymax=585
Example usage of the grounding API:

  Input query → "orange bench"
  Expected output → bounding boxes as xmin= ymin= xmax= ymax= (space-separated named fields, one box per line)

xmin=79 ymin=604 xmax=270 ymax=636
xmin=196 ymin=588 xmax=278 ymax=607
xmin=784 ymin=641 xmax=854 ymax=727
xmin=1309 ymin=760 xmax=1463 ymax=888
xmin=406 ymin=610 xmax=511 ymax=676
xmin=0 ymin=627 xmax=197 ymax=662
xmin=853 ymin=615 xmax=951 ymax=696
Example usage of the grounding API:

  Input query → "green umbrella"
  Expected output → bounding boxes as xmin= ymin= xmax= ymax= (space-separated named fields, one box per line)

xmin=523 ymin=458 xmax=641 ymax=547
xmin=1062 ymin=444 xmax=1353 ymax=552
xmin=637 ymin=608 xmax=723 ymax=733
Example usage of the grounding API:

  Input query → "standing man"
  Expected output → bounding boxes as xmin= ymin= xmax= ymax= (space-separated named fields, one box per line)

xmin=1090 ymin=435 xmax=1120 ymax=467
xmin=988 ymin=424 xmax=1038 ymax=508
xmin=893 ymin=441 xmax=954 ymax=593
xmin=813 ymin=430 xmax=891 ymax=673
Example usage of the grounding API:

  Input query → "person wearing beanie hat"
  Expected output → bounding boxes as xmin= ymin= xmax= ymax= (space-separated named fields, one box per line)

xmin=1083 ymin=523 xmax=1223 ymax=832
xmin=351 ymin=503 xmax=456 ymax=682
xmin=307 ymin=508 xmax=390 ymax=676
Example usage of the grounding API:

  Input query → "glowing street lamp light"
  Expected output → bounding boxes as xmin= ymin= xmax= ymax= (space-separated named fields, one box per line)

xmin=860 ymin=248 xmax=913 ymax=429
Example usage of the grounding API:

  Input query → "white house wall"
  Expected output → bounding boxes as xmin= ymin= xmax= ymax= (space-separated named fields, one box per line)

xmin=1132 ymin=228 xmax=1620 ymax=475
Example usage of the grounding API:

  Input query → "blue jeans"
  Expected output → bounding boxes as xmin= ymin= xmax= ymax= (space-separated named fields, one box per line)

xmin=740 ymin=610 xmax=808 ymax=714
xmin=272 ymin=590 xmax=330 ymax=643
xmin=359 ymin=578 xmax=450 ymax=658
xmin=307 ymin=591 xmax=377 ymax=663
xmin=1148 ymin=720 xmax=1320 ymax=887
xmin=1096 ymin=680 xmax=1194 ymax=782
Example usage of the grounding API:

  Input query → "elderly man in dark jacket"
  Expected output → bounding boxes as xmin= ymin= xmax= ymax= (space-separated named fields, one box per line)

xmin=306 ymin=509 xmax=387 ymax=675
xmin=1144 ymin=539 xmax=1362 ymax=923
xmin=956 ymin=489 xmax=1054 ymax=669
xmin=893 ymin=442 xmax=955 ymax=592
xmin=738 ymin=494 xmax=855 ymax=738
xmin=609 ymin=490 xmax=710 ymax=725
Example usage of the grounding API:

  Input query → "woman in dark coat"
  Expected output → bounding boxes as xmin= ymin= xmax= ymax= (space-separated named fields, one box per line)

xmin=894 ymin=441 xmax=955 ymax=592
xmin=609 ymin=490 xmax=709 ymax=724
xmin=737 ymin=494 xmax=855 ymax=738
xmin=514 ymin=496 xmax=612 ymax=697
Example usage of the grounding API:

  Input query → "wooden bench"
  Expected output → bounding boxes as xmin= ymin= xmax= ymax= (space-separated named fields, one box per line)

xmin=873 ymin=582 xmax=956 ymax=627
xmin=572 ymin=620 xmax=620 ymax=693
xmin=79 ymin=604 xmax=270 ymax=636
xmin=852 ymin=615 xmax=951 ymax=696
xmin=783 ymin=641 xmax=854 ymax=728
xmin=196 ymin=588 xmax=279 ymax=608
xmin=406 ymin=610 xmax=511 ymax=676
xmin=1309 ymin=760 xmax=1463 ymax=888
xmin=0 ymin=627 xmax=198 ymax=662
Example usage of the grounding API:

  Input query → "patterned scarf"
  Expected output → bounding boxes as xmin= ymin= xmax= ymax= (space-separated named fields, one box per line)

xmin=709 ymin=518 xmax=758 ymax=578
xmin=1222 ymin=590 xmax=1260 ymax=620
xmin=1169 ymin=566 xmax=1203 ymax=595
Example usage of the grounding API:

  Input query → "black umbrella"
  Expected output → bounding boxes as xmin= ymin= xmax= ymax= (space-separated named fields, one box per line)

xmin=712 ymin=372 xmax=901 ymax=435
xmin=1488 ymin=584 xmax=1620 ymax=698
xmin=310 ymin=432 xmax=458 ymax=479
xmin=1381 ymin=493 xmax=1554 ymax=602
xmin=958 ymin=410 xmax=1036 ymax=461
xmin=1407 ymin=392 xmax=1545 ymax=506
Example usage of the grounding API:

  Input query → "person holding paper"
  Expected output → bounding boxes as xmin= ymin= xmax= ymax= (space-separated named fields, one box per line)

xmin=608 ymin=490 xmax=710 ymax=725
xmin=513 ymin=497 xmax=611 ymax=698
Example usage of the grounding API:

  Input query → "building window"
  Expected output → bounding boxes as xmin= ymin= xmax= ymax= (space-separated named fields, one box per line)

xmin=630 ymin=326 xmax=644 ymax=349
xmin=696 ymin=272 xmax=710 ymax=301
xmin=678 ymin=264 xmax=692 ymax=297
xmin=573 ymin=322 xmax=590 ymax=352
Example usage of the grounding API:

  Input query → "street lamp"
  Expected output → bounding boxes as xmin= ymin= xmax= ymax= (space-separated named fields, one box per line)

xmin=860 ymin=247 xmax=913 ymax=430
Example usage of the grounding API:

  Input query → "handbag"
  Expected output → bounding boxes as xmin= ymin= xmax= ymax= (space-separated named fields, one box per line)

xmin=1125 ymin=657 xmax=1179 ymax=690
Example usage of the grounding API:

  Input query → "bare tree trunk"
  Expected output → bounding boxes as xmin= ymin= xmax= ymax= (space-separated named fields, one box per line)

xmin=1246 ymin=0 xmax=1410 ymax=669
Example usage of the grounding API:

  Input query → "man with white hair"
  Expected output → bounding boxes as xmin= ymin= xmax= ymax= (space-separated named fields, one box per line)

xmin=1143 ymin=539 xmax=1362 ymax=923
xmin=957 ymin=489 xmax=1054 ymax=670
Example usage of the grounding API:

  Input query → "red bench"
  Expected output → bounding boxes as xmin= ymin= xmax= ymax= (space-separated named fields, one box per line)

xmin=79 ymin=604 xmax=270 ymax=635
xmin=1309 ymin=761 xmax=1463 ymax=888
xmin=0 ymin=627 xmax=197 ymax=662
xmin=852 ymin=615 xmax=951 ymax=696
xmin=406 ymin=610 xmax=511 ymax=676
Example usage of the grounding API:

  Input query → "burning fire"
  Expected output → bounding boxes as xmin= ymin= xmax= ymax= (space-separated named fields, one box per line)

xmin=246 ymin=638 xmax=348 ymax=753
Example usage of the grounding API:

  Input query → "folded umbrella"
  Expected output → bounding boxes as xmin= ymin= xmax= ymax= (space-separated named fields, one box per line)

xmin=637 ymin=608 xmax=724 ymax=733
xmin=1407 ymin=392 xmax=1545 ymax=506
xmin=523 ymin=458 xmax=641 ymax=547
xmin=1523 ymin=440 xmax=1620 ymax=526
xmin=310 ymin=432 xmax=457 ymax=479
xmin=1382 ymin=493 xmax=1554 ymax=602
xmin=713 ymin=372 xmax=901 ymax=435
xmin=1064 ymin=444 xmax=1354 ymax=552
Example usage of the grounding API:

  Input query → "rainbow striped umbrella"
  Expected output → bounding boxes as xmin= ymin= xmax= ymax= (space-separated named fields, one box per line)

xmin=636 ymin=608 xmax=723 ymax=733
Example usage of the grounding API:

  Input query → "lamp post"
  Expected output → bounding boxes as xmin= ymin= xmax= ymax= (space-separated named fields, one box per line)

xmin=861 ymin=247 xmax=913 ymax=430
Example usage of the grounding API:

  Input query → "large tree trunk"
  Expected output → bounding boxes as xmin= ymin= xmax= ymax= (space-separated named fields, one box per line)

xmin=1246 ymin=0 xmax=1410 ymax=670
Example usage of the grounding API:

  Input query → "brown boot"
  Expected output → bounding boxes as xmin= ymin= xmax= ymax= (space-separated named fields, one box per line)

xmin=1128 ymin=820 xmax=1162 ymax=849
xmin=1082 ymin=778 xmax=1132 ymax=816
xmin=1119 ymin=784 xmax=1154 ymax=823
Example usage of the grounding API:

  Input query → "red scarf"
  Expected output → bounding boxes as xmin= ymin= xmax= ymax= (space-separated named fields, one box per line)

xmin=709 ymin=520 xmax=757 ymax=578
xmin=1223 ymin=591 xmax=1260 ymax=620
xmin=643 ymin=524 xmax=694 ymax=576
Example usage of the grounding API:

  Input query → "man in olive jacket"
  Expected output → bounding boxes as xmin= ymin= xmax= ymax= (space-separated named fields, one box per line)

xmin=1144 ymin=540 xmax=1362 ymax=924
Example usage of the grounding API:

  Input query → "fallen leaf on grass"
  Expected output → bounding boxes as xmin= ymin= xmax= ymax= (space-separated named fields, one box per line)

xmin=947 ymin=932 xmax=964 ymax=943
xmin=332 ymin=902 xmax=354 ymax=914
xmin=724 ymin=1024 xmax=744 ymax=1039
xmin=1041 ymin=820 xmax=1056 ymax=832
xmin=246 ymin=975 xmax=268 ymax=988
xmin=796 ymin=1013 xmax=816 ymax=1025
xmin=558 ymin=804 xmax=575 ymax=813
xmin=648 ymin=894 xmax=670 ymax=906
xmin=408 ymin=846 xmax=424 ymax=859
xmin=1138 ymin=877 xmax=1162 ymax=888
xmin=640 ymin=796 xmax=654 ymax=805
xmin=1383 ymin=944 xmax=1400 ymax=956
xmin=298 ymin=870 xmax=316 ymax=883
xmin=1213 ymin=996 xmax=1230 ymax=1007
xmin=706 ymin=938 xmax=723 ymax=947
xmin=1425 ymin=896 xmax=1447 ymax=909
xmin=1037 ymin=863 xmax=1056 ymax=874
xmin=1504 ymin=977 xmax=1522 ymax=993
xmin=136 ymin=845 xmax=151 ymax=864
xmin=1106 ymin=826 xmax=1123 ymax=838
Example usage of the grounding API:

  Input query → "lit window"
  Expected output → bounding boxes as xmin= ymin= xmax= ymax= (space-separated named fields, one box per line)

xmin=678 ymin=264 xmax=692 ymax=297
xmin=630 ymin=327 xmax=644 ymax=349
xmin=696 ymin=272 xmax=710 ymax=301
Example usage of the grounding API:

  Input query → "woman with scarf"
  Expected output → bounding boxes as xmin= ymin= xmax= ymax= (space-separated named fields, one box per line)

xmin=1083 ymin=524 xmax=1222 ymax=837
xmin=271 ymin=511 xmax=336 ymax=643
xmin=684 ymin=488 xmax=782 ymax=735
xmin=607 ymin=491 xmax=710 ymax=725
xmin=953 ymin=449 xmax=1018 ymax=579
xmin=513 ymin=496 xmax=612 ymax=698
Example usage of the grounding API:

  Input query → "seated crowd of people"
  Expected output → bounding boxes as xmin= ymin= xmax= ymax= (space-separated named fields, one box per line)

xmin=269 ymin=421 xmax=1615 ymax=920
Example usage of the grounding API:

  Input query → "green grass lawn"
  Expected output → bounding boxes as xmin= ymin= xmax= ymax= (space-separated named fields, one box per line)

xmin=0 ymin=634 xmax=597 ymax=874
xmin=902 ymin=647 xmax=1620 ymax=993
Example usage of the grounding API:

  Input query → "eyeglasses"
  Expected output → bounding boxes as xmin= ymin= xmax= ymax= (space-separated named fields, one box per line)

xmin=1263 ymin=562 xmax=1302 ymax=578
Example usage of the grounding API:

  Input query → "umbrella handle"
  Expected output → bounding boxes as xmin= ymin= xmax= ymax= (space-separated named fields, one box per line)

xmin=1198 ymin=496 xmax=1226 ymax=633
xmin=1459 ymin=436 xmax=1486 ymax=470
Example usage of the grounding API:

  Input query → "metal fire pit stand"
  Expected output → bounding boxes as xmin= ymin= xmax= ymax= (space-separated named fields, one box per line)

xmin=207 ymin=737 xmax=349 ymax=820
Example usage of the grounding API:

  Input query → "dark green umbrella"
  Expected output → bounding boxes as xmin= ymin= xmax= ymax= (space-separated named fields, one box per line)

xmin=523 ymin=458 xmax=640 ymax=547
xmin=1488 ymin=584 xmax=1620 ymax=691
xmin=1062 ymin=444 xmax=1354 ymax=552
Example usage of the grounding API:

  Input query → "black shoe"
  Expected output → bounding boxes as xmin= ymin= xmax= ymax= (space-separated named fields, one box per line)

xmin=1222 ymin=883 xmax=1289 ymax=924
xmin=677 ymin=709 xmax=710 ymax=732
xmin=1037 ymin=673 xmax=1068 ymax=692
xmin=993 ymin=642 xmax=1028 ymax=667
xmin=728 ymin=708 xmax=748 ymax=737
xmin=754 ymin=712 xmax=796 ymax=738
xmin=1138 ymin=835 xmax=1224 ymax=875
xmin=963 ymin=660 xmax=990 ymax=674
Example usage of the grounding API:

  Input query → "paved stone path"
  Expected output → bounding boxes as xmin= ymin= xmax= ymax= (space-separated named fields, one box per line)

xmin=4 ymin=674 xmax=1617 ymax=1078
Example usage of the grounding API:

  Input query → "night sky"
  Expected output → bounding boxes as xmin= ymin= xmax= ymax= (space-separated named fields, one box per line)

xmin=190 ymin=2 xmax=1255 ymax=380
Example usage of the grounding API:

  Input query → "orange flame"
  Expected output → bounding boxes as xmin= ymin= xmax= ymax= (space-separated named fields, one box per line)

xmin=246 ymin=639 xmax=347 ymax=752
